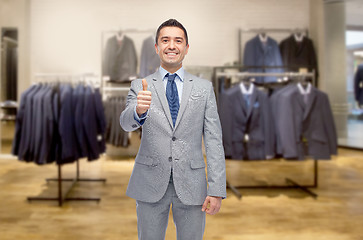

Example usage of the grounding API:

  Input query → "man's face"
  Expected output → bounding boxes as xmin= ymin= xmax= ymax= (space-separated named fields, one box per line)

xmin=155 ymin=26 xmax=189 ymax=71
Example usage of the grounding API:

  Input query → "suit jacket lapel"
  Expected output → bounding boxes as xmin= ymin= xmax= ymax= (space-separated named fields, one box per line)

xmin=236 ymin=89 xmax=247 ymax=116
xmin=151 ymin=71 xmax=174 ymax=129
xmin=246 ymin=87 xmax=257 ymax=119
xmin=303 ymin=87 xmax=317 ymax=120
xmin=174 ymin=72 xmax=193 ymax=130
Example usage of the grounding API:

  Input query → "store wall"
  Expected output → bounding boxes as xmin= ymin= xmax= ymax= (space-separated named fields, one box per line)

xmin=29 ymin=0 xmax=310 ymax=81
xmin=0 ymin=0 xmax=30 ymax=100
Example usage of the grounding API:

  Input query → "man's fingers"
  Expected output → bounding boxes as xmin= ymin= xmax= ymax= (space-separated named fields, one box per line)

xmin=142 ymin=78 xmax=148 ymax=91
xmin=137 ymin=91 xmax=151 ymax=100
xmin=201 ymin=197 xmax=210 ymax=212
xmin=137 ymin=99 xmax=151 ymax=105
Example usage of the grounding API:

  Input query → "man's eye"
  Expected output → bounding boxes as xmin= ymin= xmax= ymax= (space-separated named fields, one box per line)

xmin=162 ymin=40 xmax=168 ymax=43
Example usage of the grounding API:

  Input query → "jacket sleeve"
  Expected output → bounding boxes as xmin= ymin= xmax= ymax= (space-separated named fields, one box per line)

xmin=120 ymin=79 xmax=144 ymax=132
xmin=203 ymin=83 xmax=227 ymax=198
xmin=321 ymin=93 xmax=337 ymax=155
xmin=262 ymin=92 xmax=275 ymax=158
xmin=218 ymin=91 xmax=232 ymax=158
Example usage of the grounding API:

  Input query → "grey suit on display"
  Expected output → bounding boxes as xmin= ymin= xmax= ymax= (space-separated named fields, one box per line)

xmin=273 ymin=85 xmax=337 ymax=160
xmin=120 ymin=70 xmax=226 ymax=205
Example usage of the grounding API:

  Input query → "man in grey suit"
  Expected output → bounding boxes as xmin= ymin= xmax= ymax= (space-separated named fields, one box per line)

xmin=120 ymin=19 xmax=226 ymax=240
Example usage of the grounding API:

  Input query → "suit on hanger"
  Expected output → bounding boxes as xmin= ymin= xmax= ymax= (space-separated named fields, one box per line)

xmin=120 ymin=70 xmax=226 ymax=205
xmin=354 ymin=64 xmax=363 ymax=105
xmin=103 ymin=35 xmax=138 ymax=82
xmin=139 ymin=36 xmax=160 ymax=78
xmin=243 ymin=35 xmax=284 ymax=83
xmin=275 ymin=85 xmax=337 ymax=159
xmin=17 ymin=84 xmax=42 ymax=161
xmin=279 ymin=35 xmax=318 ymax=83
xmin=12 ymin=84 xmax=37 ymax=157
xmin=59 ymin=84 xmax=78 ymax=164
xmin=219 ymin=84 xmax=275 ymax=160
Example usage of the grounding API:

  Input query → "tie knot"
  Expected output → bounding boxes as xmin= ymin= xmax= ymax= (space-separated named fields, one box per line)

xmin=167 ymin=73 xmax=176 ymax=82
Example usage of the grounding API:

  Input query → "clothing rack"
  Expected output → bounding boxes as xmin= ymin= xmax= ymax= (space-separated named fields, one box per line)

xmin=213 ymin=65 xmax=316 ymax=101
xmin=27 ymin=160 xmax=106 ymax=206
xmin=213 ymin=66 xmax=318 ymax=199
xmin=26 ymin=74 xmax=106 ymax=206
xmin=238 ymin=28 xmax=309 ymax=65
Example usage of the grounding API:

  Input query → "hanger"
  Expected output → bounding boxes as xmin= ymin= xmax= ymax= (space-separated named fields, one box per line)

xmin=293 ymin=28 xmax=305 ymax=42
xmin=116 ymin=30 xmax=124 ymax=41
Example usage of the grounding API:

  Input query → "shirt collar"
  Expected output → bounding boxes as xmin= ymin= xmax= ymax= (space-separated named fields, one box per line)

xmin=239 ymin=83 xmax=254 ymax=95
xmin=159 ymin=66 xmax=184 ymax=82
xmin=297 ymin=82 xmax=311 ymax=94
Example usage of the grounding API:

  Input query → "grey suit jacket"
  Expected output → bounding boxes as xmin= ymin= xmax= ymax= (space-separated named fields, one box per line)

xmin=120 ymin=70 xmax=226 ymax=205
xmin=275 ymin=85 xmax=337 ymax=160
xmin=103 ymin=35 xmax=137 ymax=82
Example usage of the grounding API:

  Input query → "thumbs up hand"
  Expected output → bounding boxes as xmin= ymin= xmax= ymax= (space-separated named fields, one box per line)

xmin=136 ymin=79 xmax=152 ymax=116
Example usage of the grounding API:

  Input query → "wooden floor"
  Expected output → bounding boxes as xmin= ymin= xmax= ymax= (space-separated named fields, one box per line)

xmin=1 ymin=148 xmax=363 ymax=240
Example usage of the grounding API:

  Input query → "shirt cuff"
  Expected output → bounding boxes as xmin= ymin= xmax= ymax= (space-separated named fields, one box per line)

xmin=134 ymin=106 xmax=148 ymax=125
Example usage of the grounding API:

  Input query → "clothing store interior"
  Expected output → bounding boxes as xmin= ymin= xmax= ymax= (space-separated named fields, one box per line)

xmin=1 ymin=0 xmax=363 ymax=239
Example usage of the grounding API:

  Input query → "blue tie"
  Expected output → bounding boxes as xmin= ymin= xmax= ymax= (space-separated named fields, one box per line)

xmin=244 ymin=94 xmax=250 ymax=108
xmin=166 ymin=74 xmax=179 ymax=127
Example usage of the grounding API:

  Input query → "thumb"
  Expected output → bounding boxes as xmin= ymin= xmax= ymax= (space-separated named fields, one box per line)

xmin=142 ymin=79 xmax=148 ymax=91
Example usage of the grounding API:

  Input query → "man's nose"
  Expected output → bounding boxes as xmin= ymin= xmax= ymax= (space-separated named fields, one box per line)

xmin=168 ymin=40 xmax=176 ymax=49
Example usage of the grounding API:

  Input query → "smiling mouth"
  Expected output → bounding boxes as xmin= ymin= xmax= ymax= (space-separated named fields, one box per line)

xmin=166 ymin=52 xmax=178 ymax=56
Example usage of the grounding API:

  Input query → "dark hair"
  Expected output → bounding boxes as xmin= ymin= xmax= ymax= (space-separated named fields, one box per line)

xmin=155 ymin=19 xmax=188 ymax=45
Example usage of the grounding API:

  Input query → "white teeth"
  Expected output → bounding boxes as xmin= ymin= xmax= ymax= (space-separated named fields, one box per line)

xmin=167 ymin=53 xmax=177 ymax=55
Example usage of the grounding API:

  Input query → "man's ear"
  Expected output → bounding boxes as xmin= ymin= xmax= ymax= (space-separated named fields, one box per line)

xmin=185 ymin=44 xmax=189 ymax=54
xmin=155 ymin=44 xmax=159 ymax=54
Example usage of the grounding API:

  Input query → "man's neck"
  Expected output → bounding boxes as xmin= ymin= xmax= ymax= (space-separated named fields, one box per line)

xmin=161 ymin=64 xmax=182 ymax=74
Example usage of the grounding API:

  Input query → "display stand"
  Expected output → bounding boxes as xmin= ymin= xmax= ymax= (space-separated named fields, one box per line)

xmin=27 ymin=160 xmax=106 ymax=206
xmin=26 ymin=73 xmax=106 ymax=206
xmin=214 ymin=66 xmax=319 ymax=199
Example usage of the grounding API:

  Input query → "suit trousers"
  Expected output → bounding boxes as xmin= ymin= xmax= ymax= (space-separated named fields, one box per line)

xmin=136 ymin=175 xmax=206 ymax=240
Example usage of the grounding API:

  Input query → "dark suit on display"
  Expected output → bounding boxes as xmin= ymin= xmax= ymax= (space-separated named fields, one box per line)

xmin=83 ymin=86 xmax=101 ymax=161
xmin=38 ymin=86 xmax=57 ymax=164
xmin=18 ymin=84 xmax=42 ymax=161
xmin=279 ymin=35 xmax=318 ymax=81
xmin=12 ymin=84 xmax=37 ymax=156
xmin=219 ymin=84 xmax=275 ymax=160
xmin=243 ymin=35 xmax=284 ymax=83
xmin=94 ymin=88 xmax=106 ymax=153
xmin=59 ymin=84 xmax=78 ymax=164
xmin=273 ymin=84 xmax=337 ymax=160
xmin=354 ymin=64 xmax=363 ymax=105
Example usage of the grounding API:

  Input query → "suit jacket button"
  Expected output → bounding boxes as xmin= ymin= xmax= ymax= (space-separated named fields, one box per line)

xmin=168 ymin=157 xmax=172 ymax=162
xmin=172 ymin=137 xmax=176 ymax=141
